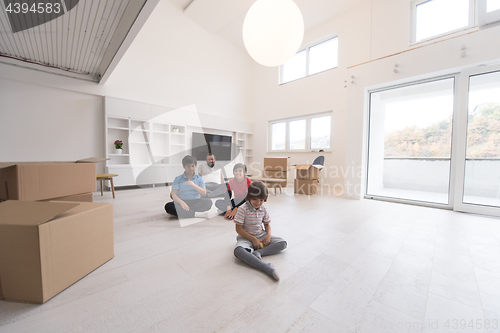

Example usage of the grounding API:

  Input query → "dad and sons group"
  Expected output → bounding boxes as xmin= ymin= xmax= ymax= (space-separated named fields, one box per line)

xmin=164 ymin=154 xmax=287 ymax=281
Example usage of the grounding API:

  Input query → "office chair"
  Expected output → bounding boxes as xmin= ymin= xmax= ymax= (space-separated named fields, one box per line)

xmin=313 ymin=155 xmax=325 ymax=166
xmin=312 ymin=155 xmax=325 ymax=186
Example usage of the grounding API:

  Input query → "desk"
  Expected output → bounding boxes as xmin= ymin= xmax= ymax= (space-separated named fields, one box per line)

xmin=96 ymin=173 xmax=118 ymax=198
xmin=249 ymin=177 xmax=285 ymax=195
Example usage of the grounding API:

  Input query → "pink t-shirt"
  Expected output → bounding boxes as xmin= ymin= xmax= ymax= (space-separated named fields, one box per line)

xmin=227 ymin=177 xmax=252 ymax=199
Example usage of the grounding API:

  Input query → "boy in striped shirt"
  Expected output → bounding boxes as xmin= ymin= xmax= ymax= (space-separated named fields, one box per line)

xmin=233 ymin=181 xmax=287 ymax=281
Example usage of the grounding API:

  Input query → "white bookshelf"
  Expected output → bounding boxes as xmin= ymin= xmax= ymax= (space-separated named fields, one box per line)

xmin=105 ymin=113 xmax=186 ymax=186
xmin=236 ymin=132 xmax=253 ymax=167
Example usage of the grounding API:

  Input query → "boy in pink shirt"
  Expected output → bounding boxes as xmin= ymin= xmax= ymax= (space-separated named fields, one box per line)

xmin=215 ymin=163 xmax=252 ymax=219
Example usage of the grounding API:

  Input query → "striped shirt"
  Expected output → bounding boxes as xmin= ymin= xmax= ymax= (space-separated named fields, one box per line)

xmin=234 ymin=201 xmax=271 ymax=236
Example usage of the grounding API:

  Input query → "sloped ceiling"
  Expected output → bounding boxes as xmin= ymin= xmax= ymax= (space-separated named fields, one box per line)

xmin=0 ymin=0 xmax=368 ymax=83
xmin=0 ymin=0 xmax=158 ymax=83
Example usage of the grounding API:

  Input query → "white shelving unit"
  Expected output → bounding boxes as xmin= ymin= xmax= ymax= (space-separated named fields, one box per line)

xmin=236 ymin=132 xmax=254 ymax=167
xmin=105 ymin=114 xmax=186 ymax=187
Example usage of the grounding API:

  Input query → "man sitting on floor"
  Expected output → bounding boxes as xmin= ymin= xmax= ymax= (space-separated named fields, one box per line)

xmin=198 ymin=153 xmax=227 ymax=198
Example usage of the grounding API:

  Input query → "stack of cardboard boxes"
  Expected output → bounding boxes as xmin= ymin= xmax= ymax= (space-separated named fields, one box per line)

xmin=294 ymin=164 xmax=323 ymax=195
xmin=0 ymin=158 xmax=114 ymax=304
xmin=263 ymin=157 xmax=289 ymax=188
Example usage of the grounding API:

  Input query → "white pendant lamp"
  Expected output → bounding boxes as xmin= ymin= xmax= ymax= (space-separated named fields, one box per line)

xmin=243 ymin=0 xmax=304 ymax=67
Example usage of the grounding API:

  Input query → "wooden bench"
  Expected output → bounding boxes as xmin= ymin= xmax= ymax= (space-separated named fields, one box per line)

xmin=249 ymin=177 xmax=286 ymax=195
xmin=96 ymin=173 xmax=118 ymax=198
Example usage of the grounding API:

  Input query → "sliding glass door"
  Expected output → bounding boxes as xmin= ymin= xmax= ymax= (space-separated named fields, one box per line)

xmin=463 ymin=70 xmax=500 ymax=207
xmin=366 ymin=63 xmax=500 ymax=216
xmin=454 ymin=66 xmax=500 ymax=216
xmin=366 ymin=77 xmax=455 ymax=206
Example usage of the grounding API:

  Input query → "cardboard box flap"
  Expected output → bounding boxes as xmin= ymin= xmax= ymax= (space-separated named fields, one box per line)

xmin=0 ymin=201 xmax=79 ymax=227
xmin=0 ymin=161 xmax=70 ymax=167
xmin=294 ymin=164 xmax=324 ymax=170
xmin=76 ymin=158 xmax=108 ymax=163
xmin=294 ymin=164 xmax=309 ymax=170
xmin=0 ymin=162 xmax=17 ymax=168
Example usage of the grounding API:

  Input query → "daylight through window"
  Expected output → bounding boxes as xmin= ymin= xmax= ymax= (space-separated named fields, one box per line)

xmin=269 ymin=113 xmax=332 ymax=152
xmin=280 ymin=36 xmax=338 ymax=84
xmin=411 ymin=0 xmax=473 ymax=43
xmin=271 ymin=122 xmax=286 ymax=151
xmin=488 ymin=0 xmax=500 ymax=12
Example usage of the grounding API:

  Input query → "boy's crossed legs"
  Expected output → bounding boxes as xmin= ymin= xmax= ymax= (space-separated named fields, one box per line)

xmin=165 ymin=198 xmax=212 ymax=218
xmin=234 ymin=234 xmax=287 ymax=281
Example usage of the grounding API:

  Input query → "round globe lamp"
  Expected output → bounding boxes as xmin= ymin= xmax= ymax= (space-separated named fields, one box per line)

xmin=243 ymin=0 xmax=304 ymax=67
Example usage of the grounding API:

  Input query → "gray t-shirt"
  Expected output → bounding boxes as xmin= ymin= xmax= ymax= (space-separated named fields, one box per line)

xmin=198 ymin=162 xmax=222 ymax=183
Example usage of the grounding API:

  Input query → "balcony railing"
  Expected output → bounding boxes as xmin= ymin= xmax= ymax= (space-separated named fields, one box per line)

xmin=381 ymin=157 xmax=500 ymax=197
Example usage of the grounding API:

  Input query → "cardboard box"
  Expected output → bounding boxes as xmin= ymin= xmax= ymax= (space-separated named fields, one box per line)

xmin=40 ymin=192 xmax=94 ymax=203
xmin=0 ymin=158 xmax=106 ymax=201
xmin=294 ymin=179 xmax=319 ymax=195
xmin=294 ymin=164 xmax=323 ymax=180
xmin=0 ymin=200 xmax=114 ymax=304
xmin=264 ymin=157 xmax=289 ymax=171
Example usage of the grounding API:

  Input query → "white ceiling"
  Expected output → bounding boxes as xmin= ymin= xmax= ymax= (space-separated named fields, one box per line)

xmin=172 ymin=0 xmax=368 ymax=53
xmin=0 ymin=0 xmax=156 ymax=82
xmin=0 ymin=0 xmax=368 ymax=82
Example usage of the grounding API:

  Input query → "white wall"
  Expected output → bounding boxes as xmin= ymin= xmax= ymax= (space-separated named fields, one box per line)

xmin=251 ymin=0 xmax=500 ymax=198
xmin=251 ymin=1 xmax=373 ymax=192
xmin=0 ymin=0 xmax=255 ymax=164
xmin=0 ymin=78 xmax=104 ymax=163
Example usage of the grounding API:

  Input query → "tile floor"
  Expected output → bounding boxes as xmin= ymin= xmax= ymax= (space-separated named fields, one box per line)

xmin=1 ymin=186 xmax=500 ymax=333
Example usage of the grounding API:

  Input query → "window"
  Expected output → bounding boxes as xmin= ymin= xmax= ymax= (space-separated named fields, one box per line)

xmin=488 ymin=0 xmax=500 ymax=11
xmin=270 ymin=122 xmax=286 ymax=151
xmin=310 ymin=115 xmax=331 ymax=150
xmin=282 ymin=50 xmax=306 ymax=84
xmin=269 ymin=113 xmax=332 ymax=152
xmin=289 ymin=119 xmax=306 ymax=150
xmin=279 ymin=36 xmax=338 ymax=84
xmin=309 ymin=38 xmax=339 ymax=76
xmin=478 ymin=0 xmax=500 ymax=27
xmin=410 ymin=0 xmax=475 ymax=43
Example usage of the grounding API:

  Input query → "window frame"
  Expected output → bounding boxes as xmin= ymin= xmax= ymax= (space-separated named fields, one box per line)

xmin=268 ymin=112 xmax=332 ymax=153
xmin=410 ymin=0 xmax=476 ymax=44
xmin=478 ymin=0 xmax=500 ymax=27
xmin=279 ymin=35 xmax=338 ymax=85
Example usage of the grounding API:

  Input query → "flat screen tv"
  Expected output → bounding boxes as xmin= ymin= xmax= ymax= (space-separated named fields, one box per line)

xmin=192 ymin=132 xmax=232 ymax=161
